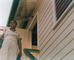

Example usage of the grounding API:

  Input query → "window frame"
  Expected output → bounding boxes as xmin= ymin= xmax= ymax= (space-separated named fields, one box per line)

xmin=52 ymin=0 xmax=74 ymax=29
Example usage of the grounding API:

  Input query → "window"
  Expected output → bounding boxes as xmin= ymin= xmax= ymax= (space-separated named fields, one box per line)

xmin=55 ymin=0 xmax=73 ymax=20
xmin=52 ymin=0 xmax=73 ymax=29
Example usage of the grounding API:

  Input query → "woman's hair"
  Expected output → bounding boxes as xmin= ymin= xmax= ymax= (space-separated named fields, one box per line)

xmin=11 ymin=21 xmax=17 ymax=25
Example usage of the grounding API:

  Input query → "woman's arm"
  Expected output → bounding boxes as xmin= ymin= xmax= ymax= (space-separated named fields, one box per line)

xmin=0 ymin=35 xmax=2 ymax=38
xmin=18 ymin=38 xmax=22 ymax=56
xmin=0 ymin=30 xmax=6 ymax=38
xmin=0 ymin=34 xmax=4 ymax=38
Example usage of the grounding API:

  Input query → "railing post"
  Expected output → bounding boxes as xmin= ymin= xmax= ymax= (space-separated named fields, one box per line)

xmin=23 ymin=48 xmax=40 ymax=60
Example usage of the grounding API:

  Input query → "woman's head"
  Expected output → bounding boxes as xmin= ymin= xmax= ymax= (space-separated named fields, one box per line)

xmin=10 ymin=21 xmax=17 ymax=29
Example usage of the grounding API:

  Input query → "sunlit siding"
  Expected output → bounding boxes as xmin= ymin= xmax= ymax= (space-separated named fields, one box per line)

xmin=35 ymin=0 xmax=74 ymax=60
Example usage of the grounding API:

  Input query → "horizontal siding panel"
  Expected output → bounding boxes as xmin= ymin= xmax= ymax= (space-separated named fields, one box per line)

xmin=39 ymin=5 xmax=52 ymax=32
xmin=40 ymin=21 xmax=74 ymax=60
xmin=39 ymin=15 xmax=73 ymax=59
xmin=38 ymin=0 xmax=51 ymax=15
xmin=38 ymin=0 xmax=49 ymax=16
xmin=61 ymin=50 xmax=74 ymax=60
xmin=39 ymin=14 xmax=53 ymax=42
xmin=40 ymin=21 xmax=74 ymax=54
xmin=38 ymin=0 xmax=52 ymax=22
xmin=38 ymin=0 xmax=51 ymax=21
xmin=37 ymin=0 xmax=74 ymax=60
xmin=39 ymin=26 xmax=53 ymax=49
xmin=46 ymin=30 xmax=74 ymax=59
xmin=39 ymin=23 xmax=53 ymax=45
xmin=46 ymin=39 xmax=74 ymax=60
xmin=39 ymin=21 xmax=53 ymax=45
xmin=52 ymin=39 xmax=74 ymax=60
xmin=39 ymin=7 xmax=73 ymax=46
xmin=39 ymin=11 xmax=73 ymax=52
xmin=39 ymin=2 xmax=52 ymax=26
xmin=39 ymin=9 xmax=53 ymax=36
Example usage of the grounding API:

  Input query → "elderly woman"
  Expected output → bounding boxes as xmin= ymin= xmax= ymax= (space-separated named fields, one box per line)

xmin=0 ymin=21 xmax=22 ymax=60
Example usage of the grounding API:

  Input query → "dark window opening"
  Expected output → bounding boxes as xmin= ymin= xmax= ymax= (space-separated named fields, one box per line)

xmin=55 ymin=0 xmax=73 ymax=20
xmin=22 ymin=21 xmax=28 ymax=29
xmin=32 ymin=24 xmax=37 ymax=46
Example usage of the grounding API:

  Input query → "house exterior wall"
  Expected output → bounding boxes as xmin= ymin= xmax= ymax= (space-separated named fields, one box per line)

xmin=32 ymin=0 xmax=74 ymax=60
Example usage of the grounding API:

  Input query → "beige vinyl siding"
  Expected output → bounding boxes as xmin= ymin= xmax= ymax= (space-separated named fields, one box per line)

xmin=35 ymin=0 xmax=74 ymax=60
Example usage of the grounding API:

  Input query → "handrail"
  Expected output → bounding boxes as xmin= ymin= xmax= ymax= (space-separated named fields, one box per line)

xmin=24 ymin=48 xmax=40 ymax=60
